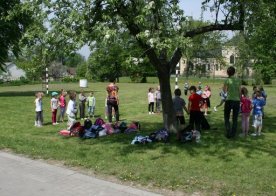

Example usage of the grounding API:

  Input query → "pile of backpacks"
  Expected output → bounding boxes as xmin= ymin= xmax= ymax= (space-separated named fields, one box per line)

xmin=59 ymin=118 xmax=140 ymax=139
xmin=131 ymin=128 xmax=169 ymax=144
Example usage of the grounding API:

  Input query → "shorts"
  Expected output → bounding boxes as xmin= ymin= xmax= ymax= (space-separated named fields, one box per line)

xmin=253 ymin=115 xmax=263 ymax=127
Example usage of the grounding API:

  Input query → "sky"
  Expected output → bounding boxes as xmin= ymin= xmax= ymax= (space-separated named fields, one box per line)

xmin=78 ymin=0 xmax=210 ymax=59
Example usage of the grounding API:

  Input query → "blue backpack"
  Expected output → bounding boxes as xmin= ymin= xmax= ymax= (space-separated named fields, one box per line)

xmin=149 ymin=129 xmax=169 ymax=143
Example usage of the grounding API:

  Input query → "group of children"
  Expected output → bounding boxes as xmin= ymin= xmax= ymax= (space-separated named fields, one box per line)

xmin=173 ymin=79 xmax=267 ymax=140
xmin=183 ymin=82 xmax=212 ymax=116
xmin=240 ymin=86 xmax=266 ymax=137
xmin=173 ymin=85 xmax=205 ymax=140
xmin=34 ymin=90 xmax=96 ymax=128
xmin=147 ymin=86 xmax=161 ymax=114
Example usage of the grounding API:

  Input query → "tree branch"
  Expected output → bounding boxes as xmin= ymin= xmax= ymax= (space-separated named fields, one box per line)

xmin=169 ymin=48 xmax=182 ymax=71
xmin=184 ymin=23 xmax=243 ymax=38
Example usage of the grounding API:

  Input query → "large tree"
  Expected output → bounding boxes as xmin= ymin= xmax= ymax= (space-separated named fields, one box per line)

xmin=246 ymin=1 xmax=276 ymax=84
xmin=27 ymin=0 xmax=248 ymax=129
xmin=0 ymin=0 xmax=33 ymax=69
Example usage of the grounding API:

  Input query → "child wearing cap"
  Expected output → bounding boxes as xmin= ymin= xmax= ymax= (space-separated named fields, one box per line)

xmin=51 ymin=92 xmax=59 ymax=125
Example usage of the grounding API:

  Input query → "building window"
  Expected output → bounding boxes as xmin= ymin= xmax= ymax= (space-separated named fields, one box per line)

xmin=230 ymin=55 xmax=235 ymax=64
xmin=215 ymin=64 xmax=219 ymax=71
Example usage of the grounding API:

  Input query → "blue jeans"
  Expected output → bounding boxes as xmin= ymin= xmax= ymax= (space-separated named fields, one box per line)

xmin=87 ymin=106 xmax=95 ymax=116
xmin=224 ymin=100 xmax=240 ymax=138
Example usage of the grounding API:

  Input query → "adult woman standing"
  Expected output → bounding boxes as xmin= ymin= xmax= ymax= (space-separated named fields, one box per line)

xmin=223 ymin=66 xmax=241 ymax=139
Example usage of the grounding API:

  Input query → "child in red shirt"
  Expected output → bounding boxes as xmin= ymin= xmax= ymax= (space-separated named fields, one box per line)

xmin=188 ymin=86 xmax=203 ymax=132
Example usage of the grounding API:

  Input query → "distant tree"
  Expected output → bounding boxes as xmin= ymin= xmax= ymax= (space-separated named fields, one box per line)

xmin=76 ymin=62 xmax=88 ymax=78
xmin=64 ymin=53 xmax=86 ymax=68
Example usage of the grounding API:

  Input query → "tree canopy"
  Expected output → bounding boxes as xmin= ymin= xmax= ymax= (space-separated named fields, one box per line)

xmin=5 ymin=0 xmax=276 ymax=128
xmin=0 ymin=0 xmax=33 ymax=69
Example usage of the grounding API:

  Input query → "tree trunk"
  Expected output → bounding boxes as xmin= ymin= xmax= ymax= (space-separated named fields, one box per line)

xmin=157 ymin=68 xmax=176 ymax=131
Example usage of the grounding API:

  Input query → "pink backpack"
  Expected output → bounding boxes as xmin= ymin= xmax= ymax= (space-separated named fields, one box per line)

xmin=94 ymin=118 xmax=105 ymax=126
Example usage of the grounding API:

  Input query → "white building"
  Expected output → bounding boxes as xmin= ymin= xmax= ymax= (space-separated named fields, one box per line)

xmin=0 ymin=62 xmax=26 ymax=81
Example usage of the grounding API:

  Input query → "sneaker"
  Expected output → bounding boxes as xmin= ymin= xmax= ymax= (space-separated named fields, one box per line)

xmin=251 ymin=133 xmax=257 ymax=136
xmin=257 ymin=132 xmax=262 ymax=136
xmin=214 ymin=107 xmax=217 ymax=112
xmin=149 ymin=112 xmax=151 ymax=115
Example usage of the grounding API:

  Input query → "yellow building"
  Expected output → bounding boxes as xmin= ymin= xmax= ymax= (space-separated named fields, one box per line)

xmin=179 ymin=46 xmax=253 ymax=78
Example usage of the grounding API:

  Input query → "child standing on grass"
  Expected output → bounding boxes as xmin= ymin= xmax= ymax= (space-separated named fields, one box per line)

xmin=104 ymin=96 xmax=108 ymax=119
xmin=50 ymin=92 xmax=59 ymax=125
xmin=79 ymin=90 xmax=86 ymax=120
xmin=240 ymin=87 xmax=252 ymax=137
xmin=251 ymin=88 xmax=266 ymax=136
xmin=184 ymin=82 xmax=189 ymax=96
xmin=173 ymin=88 xmax=189 ymax=140
xmin=188 ymin=86 xmax=203 ymax=132
xmin=58 ymin=90 xmax=67 ymax=123
xmin=155 ymin=86 xmax=161 ymax=113
xmin=66 ymin=91 xmax=77 ymax=130
xmin=148 ymin=87 xmax=155 ymax=114
xmin=259 ymin=86 xmax=267 ymax=118
xmin=214 ymin=88 xmax=227 ymax=112
xmin=201 ymin=85 xmax=211 ymax=116
xmin=87 ymin=91 xmax=96 ymax=118
xmin=34 ymin=92 xmax=43 ymax=127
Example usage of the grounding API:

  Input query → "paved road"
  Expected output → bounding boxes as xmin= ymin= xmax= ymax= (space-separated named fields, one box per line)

xmin=0 ymin=151 xmax=162 ymax=196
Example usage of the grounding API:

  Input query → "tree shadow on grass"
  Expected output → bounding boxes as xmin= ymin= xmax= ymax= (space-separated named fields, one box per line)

xmin=76 ymin=115 xmax=276 ymax=162
xmin=0 ymin=90 xmax=101 ymax=97
xmin=0 ymin=91 xmax=38 ymax=97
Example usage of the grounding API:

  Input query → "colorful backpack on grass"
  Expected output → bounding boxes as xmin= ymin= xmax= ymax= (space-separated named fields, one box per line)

xmin=69 ymin=122 xmax=84 ymax=137
xmin=94 ymin=118 xmax=105 ymax=126
xmin=149 ymin=128 xmax=169 ymax=143
xmin=84 ymin=118 xmax=93 ymax=130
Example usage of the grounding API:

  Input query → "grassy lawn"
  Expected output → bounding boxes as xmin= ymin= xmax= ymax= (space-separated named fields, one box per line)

xmin=0 ymin=78 xmax=276 ymax=195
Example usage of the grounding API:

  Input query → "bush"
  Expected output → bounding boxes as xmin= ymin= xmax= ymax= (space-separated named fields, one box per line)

xmin=61 ymin=76 xmax=79 ymax=83
xmin=19 ymin=77 xmax=30 ymax=84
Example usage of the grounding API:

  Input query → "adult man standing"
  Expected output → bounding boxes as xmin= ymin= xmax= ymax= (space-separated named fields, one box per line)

xmin=106 ymin=79 xmax=119 ymax=123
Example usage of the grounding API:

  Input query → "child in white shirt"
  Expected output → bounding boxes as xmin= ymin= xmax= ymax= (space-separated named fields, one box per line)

xmin=34 ymin=92 xmax=43 ymax=127
xmin=148 ymin=88 xmax=155 ymax=114
xmin=66 ymin=91 xmax=77 ymax=130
